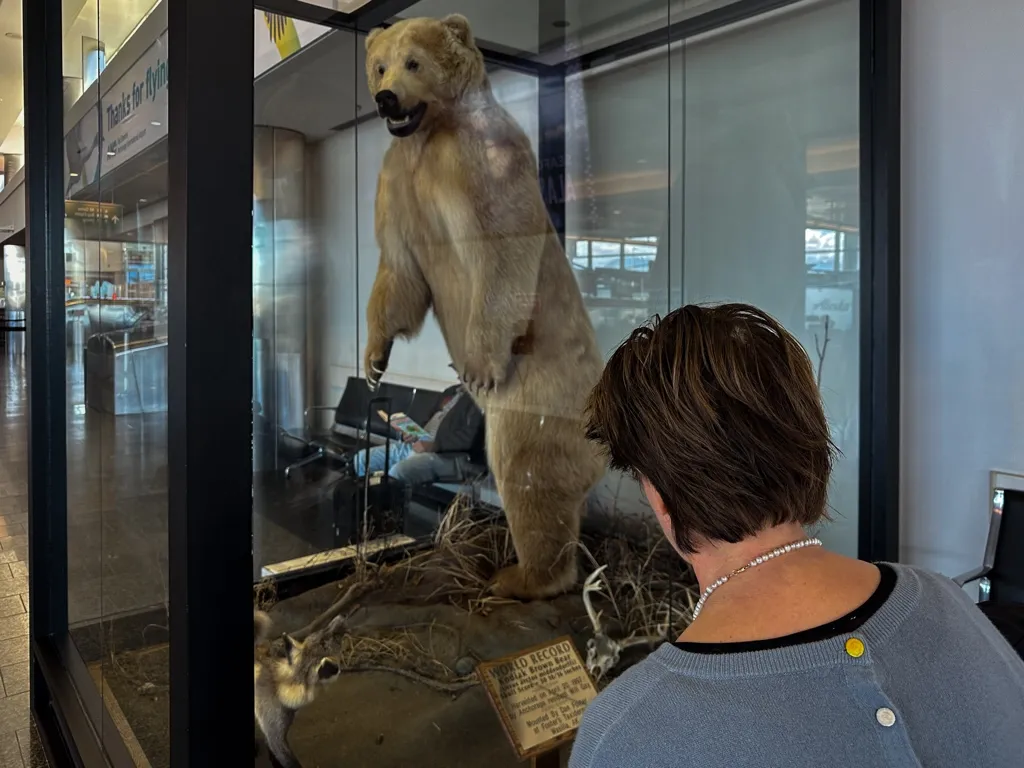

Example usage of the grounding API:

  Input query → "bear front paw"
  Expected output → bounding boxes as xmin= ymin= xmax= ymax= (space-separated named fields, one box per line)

xmin=458 ymin=355 xmax=509 ymax=397
xmin=363 ymin=337 xmax=394 ymax=392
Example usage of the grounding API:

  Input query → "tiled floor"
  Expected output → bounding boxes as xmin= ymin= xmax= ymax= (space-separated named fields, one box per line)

xmin=0 ymin=354 xmax=49 ymax=768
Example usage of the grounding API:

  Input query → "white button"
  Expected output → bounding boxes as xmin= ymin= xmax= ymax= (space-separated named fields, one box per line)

xmin=876 ymin=707 xmax=896 ymax=727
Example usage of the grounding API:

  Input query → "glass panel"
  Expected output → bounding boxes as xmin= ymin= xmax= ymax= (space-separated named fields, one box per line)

xmin=677 ymin=0 xmax=861 ymax=555
xmin=250 ymin=0 xmax=861 ymax=764
xmin=0 ymin=0 xmax=27 ymax=746
xmin=63 ymin=0 xmax=169 ymax=760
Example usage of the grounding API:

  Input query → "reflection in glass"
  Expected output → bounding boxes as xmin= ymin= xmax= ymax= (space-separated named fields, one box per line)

xmin=63 ymin=0 xmax=170 ymax=761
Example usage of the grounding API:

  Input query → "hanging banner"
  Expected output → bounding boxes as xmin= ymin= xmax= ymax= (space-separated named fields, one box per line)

xmin=62 ymin=11 xmax=329 ymax=197
xmin=254 ymin=11 xmax=330 ymax=78
xmin=64 ymin=30 xmax=169 ymax=197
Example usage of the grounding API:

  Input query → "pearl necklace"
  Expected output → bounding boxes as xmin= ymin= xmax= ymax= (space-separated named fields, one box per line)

xmin=690 ymin=537 xmax=823 ymax=621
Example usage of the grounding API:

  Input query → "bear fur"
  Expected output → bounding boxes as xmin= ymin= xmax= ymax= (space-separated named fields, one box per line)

xmin=362 ymin=14 xmax=606 ymax=600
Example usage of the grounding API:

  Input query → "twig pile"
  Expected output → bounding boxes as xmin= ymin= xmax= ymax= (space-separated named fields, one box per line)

xmin=263 ymin=494 xmax=699 ymax=688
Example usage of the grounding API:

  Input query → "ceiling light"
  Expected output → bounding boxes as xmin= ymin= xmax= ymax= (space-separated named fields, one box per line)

xmin=70 ymin=173 xmax=79 ymax=178
xmin=150 ymin=121 xmax=161 ymax=127
xmin=107 ymin=151 xmax=115 ymax=157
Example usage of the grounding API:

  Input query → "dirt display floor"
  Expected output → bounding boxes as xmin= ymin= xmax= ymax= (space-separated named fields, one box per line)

xmin=96 ymin=504 xmax=698 ymax=767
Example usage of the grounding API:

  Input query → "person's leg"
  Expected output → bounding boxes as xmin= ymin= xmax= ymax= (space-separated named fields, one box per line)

xmin=352 ymin=442 xmax=413 ymax=476
xmin=388 ymin=452 xmax=463 ymax=485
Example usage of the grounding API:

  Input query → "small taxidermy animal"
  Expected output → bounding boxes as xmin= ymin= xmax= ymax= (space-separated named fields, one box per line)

xmin=254 ymin=609 xmax=344 ymax=768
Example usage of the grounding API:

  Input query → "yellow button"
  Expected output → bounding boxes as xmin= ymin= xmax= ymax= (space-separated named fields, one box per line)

xmin=845 ymin=637 xmax=865 ymax=658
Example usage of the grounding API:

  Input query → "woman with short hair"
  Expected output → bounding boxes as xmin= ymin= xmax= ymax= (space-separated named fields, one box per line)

xmin=570 ymin=303 xmax=1024 ymax=768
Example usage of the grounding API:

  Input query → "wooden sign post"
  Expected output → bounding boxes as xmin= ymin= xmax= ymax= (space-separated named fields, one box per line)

xmin=476 ymin=636 xmax=598 ymax=765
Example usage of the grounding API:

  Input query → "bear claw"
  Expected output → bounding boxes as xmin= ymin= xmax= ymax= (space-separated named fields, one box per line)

xmin=459 ymin=361 xmax=506 ymax=397
xmin=489 ymin=564 xmax=575 ymax=601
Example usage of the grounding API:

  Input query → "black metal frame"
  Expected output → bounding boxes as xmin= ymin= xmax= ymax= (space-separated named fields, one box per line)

xmin=22 ymin=0 xmax=141 ymax=764
xmin=166 ymin=0 xmax=256 ymax=763
xmin=23 ymin=0 xmax=72 ymax=760
xmin=23 ymin=0 xmax=138 ymax=759
xmin=858 ymin=0 xmax=902 ymax=563
xmin=25 ymin=0 xmax=901 ymax=762
xmin=537 ymin=0 xmax=568 ymax=243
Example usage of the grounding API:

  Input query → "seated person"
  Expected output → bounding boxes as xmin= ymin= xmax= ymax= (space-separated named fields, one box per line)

xmin=349 ymin=383 xmax=484 ymax=486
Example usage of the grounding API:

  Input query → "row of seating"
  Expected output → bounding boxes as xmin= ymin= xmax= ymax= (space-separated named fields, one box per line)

xmin=281 ymin=376 xmax=493 ymax=498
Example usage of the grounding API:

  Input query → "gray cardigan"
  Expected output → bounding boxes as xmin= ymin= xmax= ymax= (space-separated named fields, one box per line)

xmin=569 ymin=564 xmax=1024 ymax=768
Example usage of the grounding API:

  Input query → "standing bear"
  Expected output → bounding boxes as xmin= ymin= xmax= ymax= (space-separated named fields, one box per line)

xmin=362 ymin=14 xmax=606 ymax=600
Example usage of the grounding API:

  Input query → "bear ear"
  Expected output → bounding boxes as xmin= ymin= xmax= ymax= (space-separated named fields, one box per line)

xmin=441 ymin=14 xmax=474 ymax=47
xmin=365 ymin=25 xmax=385 ymax=50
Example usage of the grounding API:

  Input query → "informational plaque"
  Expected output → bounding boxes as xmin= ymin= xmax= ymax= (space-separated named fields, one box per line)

xmin=476 ymin=636 xmax=598 ymax=760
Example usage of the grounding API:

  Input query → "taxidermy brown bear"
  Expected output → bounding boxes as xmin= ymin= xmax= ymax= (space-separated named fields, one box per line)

xmin=362 ymin=14 xmax=606 ymax=600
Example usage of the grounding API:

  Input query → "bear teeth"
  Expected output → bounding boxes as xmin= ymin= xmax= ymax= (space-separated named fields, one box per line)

xmin=389 ymin=116 xmax=410 ymax=126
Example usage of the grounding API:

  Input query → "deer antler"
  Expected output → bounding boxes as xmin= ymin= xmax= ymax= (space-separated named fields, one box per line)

xmin=582 ymin=565 xmax=608 ymax=635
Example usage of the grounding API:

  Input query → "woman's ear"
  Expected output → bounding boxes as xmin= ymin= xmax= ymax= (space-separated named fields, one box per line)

xmin=641 ymin=477 xmax=676 ymax=543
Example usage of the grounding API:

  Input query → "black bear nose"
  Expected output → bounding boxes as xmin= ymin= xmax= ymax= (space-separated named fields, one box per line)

xmin=375 ymin=90 xmax=400 ymax=118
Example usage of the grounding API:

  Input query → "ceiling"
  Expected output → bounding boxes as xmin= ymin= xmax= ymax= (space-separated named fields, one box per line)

xmin=0 ymin=0 xmax=745 ymax=160
xmin=62 ymin=0 xmax=161 ymax=78
xmin=0 ymin=0 xmax=23 ymax=158
xmin=250 ymin=0 xmax=737 ymax=140
xmin=539 ymin=0 xmax=739 ymax=57
xmin=300 ymin=0 xmax=378 ymax=10
xmin=399 ymin=0 xmax=742 ymax=60
xmin=62 ymin=0 xmax=856 ymax=245
xmin=0 ymin=0 xmax=161 ymax=161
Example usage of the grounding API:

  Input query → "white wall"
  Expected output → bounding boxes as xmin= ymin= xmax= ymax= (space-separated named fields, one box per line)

xmin=901 ymin=0 xmax=1024 ymax=576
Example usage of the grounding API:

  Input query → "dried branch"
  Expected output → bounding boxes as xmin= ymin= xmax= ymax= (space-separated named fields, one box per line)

xmin=814 ymin=314 xmax=832 ymax=389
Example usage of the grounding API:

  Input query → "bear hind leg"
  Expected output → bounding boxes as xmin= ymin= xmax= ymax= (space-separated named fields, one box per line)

xmin=490 ymin=480 xmax=583 ymax=601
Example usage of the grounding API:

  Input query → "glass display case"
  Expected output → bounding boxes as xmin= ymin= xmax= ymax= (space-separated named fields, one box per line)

xmin=23 ymin=0 xmax=901 ymax=764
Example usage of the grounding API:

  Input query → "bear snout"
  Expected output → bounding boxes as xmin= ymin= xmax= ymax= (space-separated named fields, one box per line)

xmin=375 ymin=90 xmax=401 ymax=119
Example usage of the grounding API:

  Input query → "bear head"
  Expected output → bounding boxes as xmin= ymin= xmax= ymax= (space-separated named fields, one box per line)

xmin=365 ymin=14 xmax=487 ymax=138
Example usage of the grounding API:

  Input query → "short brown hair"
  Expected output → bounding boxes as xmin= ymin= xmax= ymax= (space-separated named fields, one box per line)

xmin=584 ymin=303 xmax=836 ymax=554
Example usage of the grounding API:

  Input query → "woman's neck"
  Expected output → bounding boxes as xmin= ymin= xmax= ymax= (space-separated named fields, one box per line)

xmin=688 ymin=523 xmax=811 ymax=592
xmin=679 ymin=524 xmax=880 ymax=644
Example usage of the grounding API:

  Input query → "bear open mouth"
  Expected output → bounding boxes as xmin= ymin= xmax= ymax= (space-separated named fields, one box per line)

xmin=384 ymin=102 xmax=427 ymax=137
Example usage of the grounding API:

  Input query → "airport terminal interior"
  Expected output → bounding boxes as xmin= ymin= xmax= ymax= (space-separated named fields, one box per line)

xmin=0 ymin=0 xmax=870 ymax=764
